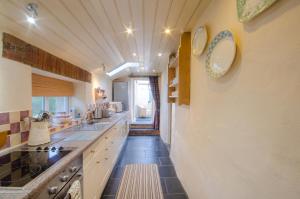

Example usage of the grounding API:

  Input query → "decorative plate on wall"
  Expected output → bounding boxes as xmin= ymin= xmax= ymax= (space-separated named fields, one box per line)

xmin=237 ymin=0 xmax=278 ymax=22
xmin=206 ymin=30 xmax=236 ymax=79
xmin=192 ymin=26 xmax=207 ymax=56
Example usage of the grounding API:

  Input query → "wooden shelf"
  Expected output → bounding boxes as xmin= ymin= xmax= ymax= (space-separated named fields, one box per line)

xmin=167 ymin=32 xmax=191 ymax=105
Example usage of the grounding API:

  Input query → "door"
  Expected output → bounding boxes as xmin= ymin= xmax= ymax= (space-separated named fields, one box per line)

xmin=133 ymin=79 xmax=154 ymax=124
xmin=113 ymin=82 xmax=129 ymax=111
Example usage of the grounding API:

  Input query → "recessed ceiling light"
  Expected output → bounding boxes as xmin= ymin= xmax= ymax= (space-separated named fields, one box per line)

xmin=126 ymin=27 xmax=133 ymax=35
xmin=152 ymin=69 xmax=156 ymax=72
xmin=26 ymin=3 xmax=38 ymax=24
xmin=141 ymin=67 xmax=144 ymax=70
xmin=164 ymin=28 xmax=171 ymax=35
xmin=158 ymin=53 xmax=162 ymax=57
xmin=132 ymin=52 xmax=137 ymax=57
xmin=26 ymin=16 xmax=36 ymax=24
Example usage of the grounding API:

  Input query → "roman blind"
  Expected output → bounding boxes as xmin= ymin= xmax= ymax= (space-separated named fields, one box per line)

xmin=32 ymin=73 xmax=74 ymax=96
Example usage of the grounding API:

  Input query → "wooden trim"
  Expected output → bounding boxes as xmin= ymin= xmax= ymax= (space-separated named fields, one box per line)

xmin=178 ymin=32 xmax=191 ymax=105
xmin=167 ymin=32 xmax=191 ymax=105
xmin=168 ymin=67 xmax=176 ymax=103
xmin=2 ymin=33 xmax=91 ymax=83
xmin=32 ymin=73 xmax=74 ymax=96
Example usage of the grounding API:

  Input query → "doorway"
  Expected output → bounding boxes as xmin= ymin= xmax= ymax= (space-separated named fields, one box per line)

xmin=132 ymin=79 xmax=154 ymax=124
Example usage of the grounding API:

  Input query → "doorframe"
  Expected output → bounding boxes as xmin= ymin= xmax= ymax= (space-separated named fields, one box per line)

xmin=130 ymin=77 xmax=155 ymax=124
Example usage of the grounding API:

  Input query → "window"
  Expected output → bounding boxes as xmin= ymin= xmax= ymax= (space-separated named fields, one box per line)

xmin=32 ymin=97 xmax=44 ymax=117
xmin=32 ymin=96 xmax=69 ymax=117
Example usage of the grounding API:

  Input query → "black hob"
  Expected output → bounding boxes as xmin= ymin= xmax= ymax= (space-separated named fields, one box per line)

xmin=0 ymin=147 xmax=71 ymax=187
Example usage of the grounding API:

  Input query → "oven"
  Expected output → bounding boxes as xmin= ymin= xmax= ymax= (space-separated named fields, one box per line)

xmin=54 ymin=169 xmax=83 ymax=199
xmin=35 ymin=155 xmax=83 ymax=199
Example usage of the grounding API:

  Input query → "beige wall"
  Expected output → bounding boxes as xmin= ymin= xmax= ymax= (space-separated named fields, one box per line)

xmin=169 ymin=0 xmax=300 ymax=199
xmin=0 ymin=32 xmax=32 ymax=112
xmin=92 ymin=72 xmax=113 ymax=102
xmin=160 ymin=66 xmax=170 ymax=144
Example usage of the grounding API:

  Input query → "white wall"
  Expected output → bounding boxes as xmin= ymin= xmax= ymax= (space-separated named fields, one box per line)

xmin=92 ymin=72 xmax=112 ymax=102
xmin=71 ymin=72 xmax=112 ymax=116
xmin=160 ymin=67 xmax=170 ymax=144
xmin=169 ymin=0 xmax=300 ymax=199
xmin=0 ymin=32 xmax=32 ymax=112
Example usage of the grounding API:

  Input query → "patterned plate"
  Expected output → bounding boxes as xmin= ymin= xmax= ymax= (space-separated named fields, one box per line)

xmin=237 ymin=0 xmax=278 ymax=22
xmin=206 ymin=30 xmax=236 ymax=79
xmin=192 ymin=26 xmax=207 ymax=56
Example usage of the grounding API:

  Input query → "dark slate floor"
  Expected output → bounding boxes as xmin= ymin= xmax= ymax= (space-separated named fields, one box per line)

xmin=101 ymin=136 xmax=188 ymax=199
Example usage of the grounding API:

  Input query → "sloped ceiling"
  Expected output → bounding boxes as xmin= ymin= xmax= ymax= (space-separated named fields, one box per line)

xmin=0 ymin=0 xmax=204 ymax=75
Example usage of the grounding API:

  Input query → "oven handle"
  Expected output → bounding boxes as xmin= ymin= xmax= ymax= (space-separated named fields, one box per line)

xmin=54 ymin=169 xmax=83 ymax=199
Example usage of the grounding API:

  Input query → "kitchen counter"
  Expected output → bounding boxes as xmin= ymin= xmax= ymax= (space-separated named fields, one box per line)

xmin=0 ymin=112 xmax=129 ymax=199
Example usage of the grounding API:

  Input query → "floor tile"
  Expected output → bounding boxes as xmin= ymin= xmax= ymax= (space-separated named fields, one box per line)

xmin=102 ymin=179 xmax=120 ymax=195
xmin=165 ymin=178 xmax=185 ymax=194
xmin=159 ymin=166 xmax=176 ymax=177
xmin=101 ymin=196 xmax=115 ymax=199
xmin=110 ymin=167 xmax=124 ymax=178
xmin=101 ymin=136 xmax=188 ymax=199
xmin=164 ymin=193 xmax=189 ymax=199
xmin=160 ymin=178 xmax=167 ymax=193
xmin=159 ymin=157 xmax=173 ymax=165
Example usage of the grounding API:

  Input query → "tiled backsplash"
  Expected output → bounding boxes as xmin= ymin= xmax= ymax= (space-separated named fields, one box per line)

xmin=0 ymin=110 xmax=31 ymax=150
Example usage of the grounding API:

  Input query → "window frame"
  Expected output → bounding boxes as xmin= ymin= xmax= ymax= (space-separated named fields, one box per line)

xmin=32 ymin=96 xmax=70 ymax=116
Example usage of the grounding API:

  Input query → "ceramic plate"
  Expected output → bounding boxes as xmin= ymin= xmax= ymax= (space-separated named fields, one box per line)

xmin=237 ymin=0 xmax=278 ymax=22
xmin=192 ymin=26 xmax=207 ymax=56
xmin=206 ymin=30 xmax=236 ymax=79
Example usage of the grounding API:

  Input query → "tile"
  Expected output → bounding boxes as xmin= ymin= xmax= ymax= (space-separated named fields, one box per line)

xmin=101 ymin=136 xmax=187 ymax=199
xmin=0 ymin=113 xmax=9 ymax=125
xmin=159 ymin=157 xmax=173 ymax=166
xmin=159 ymin=166 xmax=176 ymax=177
xmin=0 ymin=124 xmax=10 ymax=132
xmin=20 ymin=121 xmax=29 ymax=133
xmin=21 ymin=131 xmax=29 ymax=143
xmin=160 ymin=178 xmax=167 ymax=193
xmin=0 ymin=135 xmax=10 ymax=150
xmin=9 ymin=133 xmax=21 ymax=146
xmin=102 ymin=179 xmax=120 ymax=195
xmin=101 ymin=196 xmax=115 ymax=199
xmin=10 ymin=122 xmax=20 ymax=134
xmin=20 ymin=111 xmax=29 ymax=121
xmin=164 ymin=193 xmax=189 ymax=199
xmin=9 ymin=112 xmax=20 ymax=123
xmin=110 ymin=167 xmax=124 ymax=178
xmin=165 ymin=178 xmax=185 ymax=194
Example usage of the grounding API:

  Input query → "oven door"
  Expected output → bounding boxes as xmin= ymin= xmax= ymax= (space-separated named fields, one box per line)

xmin=54 ymin=169 xmax=83 ymax=199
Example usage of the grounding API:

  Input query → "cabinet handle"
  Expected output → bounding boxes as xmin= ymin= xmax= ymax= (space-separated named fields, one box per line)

xmin=105 ymin=148 xmax=108 ymax=151
xmin=105 ymin=136 xmax=108 ymax=139
xmin=96 ymin=161 xmax=100 ymax=164
xmin=105 ymin=158 xmax=108 ymax=160
xmin=90 ymin=150 xmax=95 ymax=153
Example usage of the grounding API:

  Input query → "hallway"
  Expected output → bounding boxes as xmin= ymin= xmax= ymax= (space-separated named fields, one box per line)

xmin=101 ymin=136 xmax=188 ymax=199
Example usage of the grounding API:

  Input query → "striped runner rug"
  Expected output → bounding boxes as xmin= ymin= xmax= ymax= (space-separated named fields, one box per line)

xmin=116 ymin=164 xmax=164 ymax=199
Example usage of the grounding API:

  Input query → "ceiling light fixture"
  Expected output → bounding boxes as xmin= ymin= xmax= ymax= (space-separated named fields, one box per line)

xmin=152 ymin=69 xmax=156 ymax=73
xmin=26 ymin=3 xmax=38 ymax=24
xmin=106 ymin=62 xmax=140 ymax=77
xmin=164 ymin=28 xmax=171 ymax=35
xmin=158 ymin=53 xmax=162 ymax=57
xmin=132 ymin=52 xmax=137 ymax=57
xmin=126 ymin=27 xmax=133 ymax=35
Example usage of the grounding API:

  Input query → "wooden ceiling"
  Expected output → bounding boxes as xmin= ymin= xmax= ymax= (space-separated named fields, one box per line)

xmin=0 ymin=0 xmax=204 ymax=75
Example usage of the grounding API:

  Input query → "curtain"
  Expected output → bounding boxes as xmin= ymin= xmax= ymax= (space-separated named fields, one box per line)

xmin=149 ymin=76 xmax=160 ymax=130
